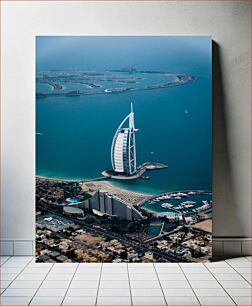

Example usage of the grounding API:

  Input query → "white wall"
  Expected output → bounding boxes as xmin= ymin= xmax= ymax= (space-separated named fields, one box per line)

xmin=1 ymin=2 xmax=251 ymax=247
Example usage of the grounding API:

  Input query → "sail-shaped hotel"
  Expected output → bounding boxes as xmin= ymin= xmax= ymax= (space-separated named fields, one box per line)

xmin=111 ymin=103 xmax=138 ymax=175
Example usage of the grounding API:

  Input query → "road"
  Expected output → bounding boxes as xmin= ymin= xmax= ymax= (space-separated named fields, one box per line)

xmin=37 ymin=204 xmax=188 ymax=263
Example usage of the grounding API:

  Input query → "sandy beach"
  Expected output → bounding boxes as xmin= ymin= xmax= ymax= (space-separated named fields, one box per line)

xmin=36 ymin=175 xmax=83 ymax=182
xmin=36 ymin=175 xmax=153 ymax=205
xmin=82 ymin=180 xmax=153 ymax=205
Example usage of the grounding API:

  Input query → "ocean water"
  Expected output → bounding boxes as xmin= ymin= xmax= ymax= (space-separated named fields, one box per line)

xmin=36 ymin=36 xmax=212 ymax=195
xmin=142 ymin=193 xmax=212 ymax=215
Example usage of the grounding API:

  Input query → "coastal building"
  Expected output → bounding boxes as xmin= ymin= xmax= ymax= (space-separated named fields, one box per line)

xmin=111 ymin=103 xmax=138 ymax=175
xmin=63 ymin=206 xmax=85 ymax=218
xmin=82 ymin=190 xmax=145 ymax=221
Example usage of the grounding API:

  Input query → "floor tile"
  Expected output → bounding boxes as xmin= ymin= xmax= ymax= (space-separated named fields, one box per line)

xmin=98 ymin=288 xmax=130 ymax=296
xmin=226 ymin=257 xmax=250 ymax=263
xmin=7 ymin=256 xmax=33 ymax=262
xmin=131 ymin=288 xmax=163 ymax=297
xmin=128 ymin=263 xmax=154 ymax=268
xmin=2 ymin=261 xmax=28 ymax=268
xmin=1 ymin=267 xmax=23 ymax=274
xmin=30 ymin=296 xmax=64 ymax=305
xmin=165 ymin=296 xmax=200 ymax=305
xmin=160 ymin=280 xmax=190 ymax=288
xmin=235 ymin=267 xmax=252 ymax=274
xmin=214 ymin=273 xmax=245 ymax=281
xmin=219 ymin=280 xmax=251 ymax=288
xmin=101 ymin=268 xmax=128 ymax=274
xmin=132 ymin=296 xmax=166 ymax=305
xmin=155 ymin=267 xmax=182 ymax=273
xmin=49 ymin=269 xmax=77 ymax=274
xmin=22 ymin=267 xmax=51 ymax=274
xmin=129 ymin=273 xmax=158 ymax=281
xmin=102 ymin=263 xmax=127 ymax=267
xmin=101 ymin=273 xmax=128 ymax=281
xmin=232 ymin=296 xmax=252 ymax=305
xmin=179 ymin=263 xmax=205 ymax=267
xmin=62 ymin=296 xmax=96 ymax=305
xmin=78 ymin=263 xmax=102 ymax=268
xmin=155 ymin=263 xmax=179 ymax=267
xmin=225 ymin=288 xmax=252 ymax=296
xmin=97 ymin=296 xmax=132 ymax=305
xmin=66 ymin=288 xmax=98 ymax=296
xmin=8 ymin=280 xmax=42 ymax=289
xmin=186 ymin=273 xmax=215 ymax=281
xmin=99 ymin=280 xmax=129 ymax=289
xmin=207 ymin=267 xmax=236 ymax=274
xmin=194 ymin=288 xmax=228 ymax=296
xmin=52 ymin=263 xmax=78 ymax=269
xmin=1 ymin=274 xmax=17 ymax=281
xmin=27 ymin=262 xmax=53 ymax=268
xmin=163 ymin=288 xmax=195 ymax=296
xmin=228 ymin=262 xmax=252 ymax=268
xmin=35 ymin=287 xmax=67 ymax=296
xmin=40 ymin=280 xmax=71 ymax=289
xmin=16 ymin=273 xmax=46 ymax=281
xmin=189 ymin=280 xmax=221 ymax=288
xmin=128 ymin=268 xmax=156 ymax=274
xmin=76 ymin=266 xmax=101 ymax=271
xmin=45 ymin=273 xmax=73 ymax=281
xmin=70 ymin=280 xmax=99 ymax=289
xmin=0 ymin=256 xmax=10 ymax=264
xmin=182 ymin=267 xmax=209 ymax=274
xmin=156 ymin=273 xmax=184 ymax=281
xmin=198 ymin=296 xmax=235 ymax=305
xmin=75 ymin=269 xmax=101 ymax=275
xmin=102 ymin=265 xmax=127 ymax=273
xmin=0 ymin=296 xmax=32 ymax=305
xmin=1 ymin=288 xmax=37 ymax=296
xmin=0 ymin=280 xmax=12 ymax=288
xmin=74 ymin=274 xmax=100 ymax=281
xmin=130 ymin=280 xmax=160 ymax=289
xmin=204 ymin=261 xmax=230 ymax=267
xmin=241 ymin=273 xmax=252 ymax=283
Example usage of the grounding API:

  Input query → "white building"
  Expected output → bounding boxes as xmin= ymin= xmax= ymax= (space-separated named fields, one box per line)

xmin=111 ymin=103 xmax=138 ymax=175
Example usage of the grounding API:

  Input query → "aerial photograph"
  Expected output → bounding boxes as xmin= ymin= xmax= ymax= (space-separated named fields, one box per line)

xmin=36 ymin=36 xmax=212 ymax=263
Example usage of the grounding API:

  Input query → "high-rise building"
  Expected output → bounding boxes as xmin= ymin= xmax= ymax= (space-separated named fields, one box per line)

xmin=111 ymin=103 xmax=138 ymax=175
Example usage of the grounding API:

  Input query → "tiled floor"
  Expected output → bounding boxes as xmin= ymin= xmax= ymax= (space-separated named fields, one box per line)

xmin=0 ymin=256 xmax=251 ymax=305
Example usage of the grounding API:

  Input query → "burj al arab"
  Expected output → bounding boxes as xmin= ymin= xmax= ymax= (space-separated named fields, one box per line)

xmin=111 ymin=103 xmax=139 ymax=175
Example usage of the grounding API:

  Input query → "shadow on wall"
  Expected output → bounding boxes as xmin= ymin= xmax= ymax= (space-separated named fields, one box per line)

xmin=212 ymin=41 xmax=246 ymax=260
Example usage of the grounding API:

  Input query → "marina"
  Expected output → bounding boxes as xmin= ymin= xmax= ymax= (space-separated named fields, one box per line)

xmin=141 ymin=190 xmax=212 ymax=217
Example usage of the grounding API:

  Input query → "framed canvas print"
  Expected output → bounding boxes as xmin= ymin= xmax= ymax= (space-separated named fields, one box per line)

xmin=36 ymin=36 xmax=212 ymax=263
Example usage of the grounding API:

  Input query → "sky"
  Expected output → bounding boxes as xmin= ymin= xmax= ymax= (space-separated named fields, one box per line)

xmin=36 ymin=36 xmax=212 ymax=74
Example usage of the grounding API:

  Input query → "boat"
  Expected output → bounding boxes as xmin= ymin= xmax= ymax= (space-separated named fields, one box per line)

xmin=141 ymin=176 xmax=150 ymax=180
xmin=188 ymin=191 xmax=196 ymax=195
xmin=181 ymin=201 xmax=196 ymax=206
xmin=161 ymin=203 xmax=173 ymax=209
xmin=176 ymin=192 xmax=188 ymax=198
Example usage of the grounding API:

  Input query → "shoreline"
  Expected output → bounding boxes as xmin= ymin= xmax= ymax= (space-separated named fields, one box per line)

xmin=36 ymin=175 xmax=84 ymax=182
xmin=82 ymin=180 xmax=153 ymax=205
xmin=36 ymin=175 xmax=153 ymax=204
xmin=36 ymin=175 xmax=211 ymax=207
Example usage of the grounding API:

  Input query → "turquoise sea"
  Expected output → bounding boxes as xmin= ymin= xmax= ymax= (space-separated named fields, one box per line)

xmin=36 ymin=36 xmax=212 ymax=195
